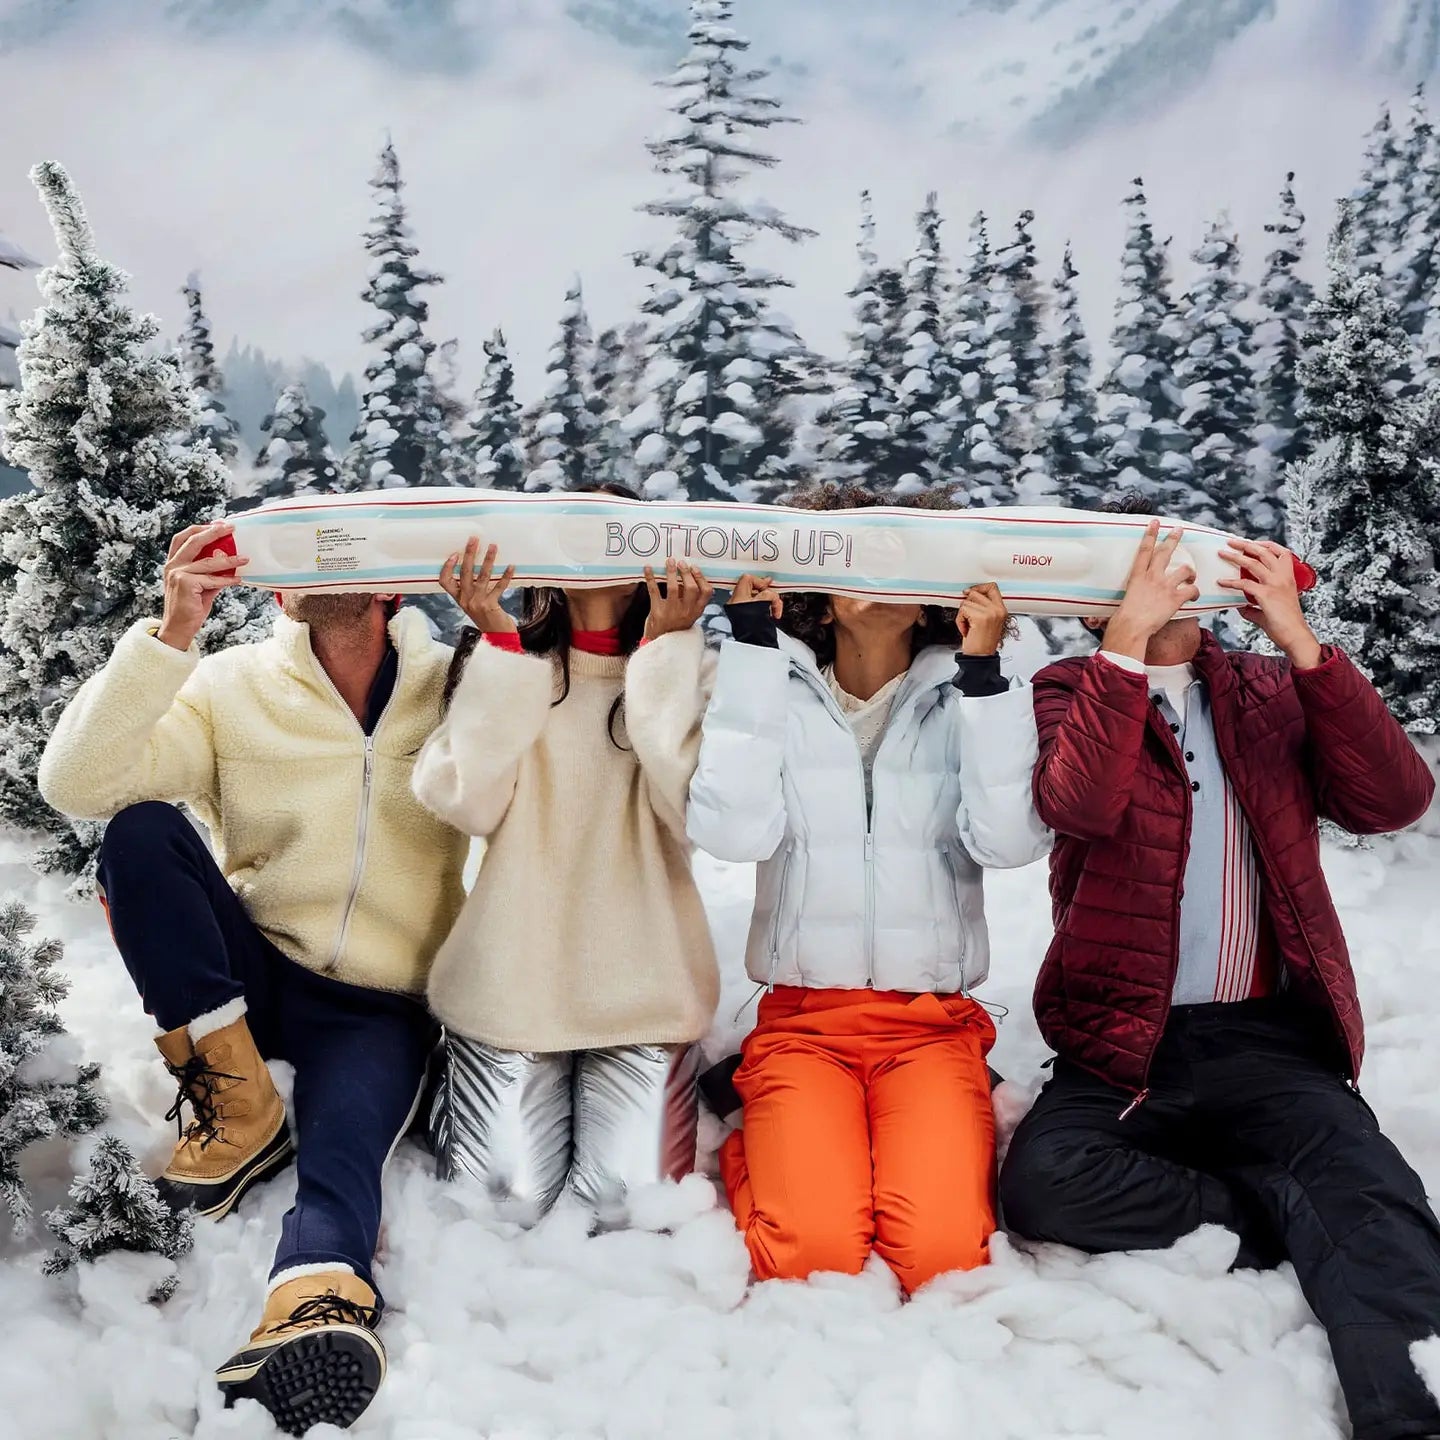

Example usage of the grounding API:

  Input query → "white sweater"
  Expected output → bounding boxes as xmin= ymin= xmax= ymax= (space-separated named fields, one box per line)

xmin=412 ymin=630 xmax=719 ymax=1052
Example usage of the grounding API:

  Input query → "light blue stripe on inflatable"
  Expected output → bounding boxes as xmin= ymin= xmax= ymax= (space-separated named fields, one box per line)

xmin=246 ymin=561 xmax=1229 ymax=607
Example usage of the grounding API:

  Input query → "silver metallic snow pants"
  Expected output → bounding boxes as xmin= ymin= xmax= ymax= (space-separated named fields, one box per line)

xmin=430 ymin=1036 xmax=701 ymax=1224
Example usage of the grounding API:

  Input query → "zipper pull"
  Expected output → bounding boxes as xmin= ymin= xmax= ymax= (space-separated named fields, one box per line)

xmin=363 ymin=736 xmax=375 ymax=782
xmin=733 ymin=982 xmax=765 ymax=1023
xmin=1118 ymin=1088 xmax=1149 ymax=1121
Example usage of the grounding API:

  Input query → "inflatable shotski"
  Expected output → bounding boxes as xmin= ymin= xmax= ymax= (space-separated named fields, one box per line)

xmin=220 ymin=488 xmax=1306 ymax=617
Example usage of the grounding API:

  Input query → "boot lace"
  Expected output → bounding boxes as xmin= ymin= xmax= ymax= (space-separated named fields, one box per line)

xmin=164 ymin=1054 xmax=242 ymax=1150
xmin=275 ymin=1293 xmax=381 ymax=1333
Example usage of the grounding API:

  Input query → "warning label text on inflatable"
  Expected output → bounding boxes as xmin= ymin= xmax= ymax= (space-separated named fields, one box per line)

xmin=314 ymin=526 xmax=364 ymax=574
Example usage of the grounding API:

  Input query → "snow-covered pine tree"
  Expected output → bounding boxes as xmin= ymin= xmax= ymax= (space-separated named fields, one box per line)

xmin=461 ymin=329 xmax=525 ymax=490
xmin=44 ymin=1135 xmax=194 ymax=1302
xmin=0 ymin=163 xmax=267 ymax=875
xmin=0 ymin=900 xmax=105 ymax=1233
xmin=983 ymin=209 xmax=1049 ymax=505
xmin=1173 ymin=216 xmax=1257 ymax=532
xmin=177 ymin=273 xmax=239 ymax=468
xmin=888 ymin=193 xmax=954 ymax=496
xmin=939 ymin=211 xmax=999 ymax=501
xmin=525 ymin=281 xmax=598 ymax=492
xmin=256 ymin=383 xmax=340 ymax=503
xmin=817 ymin=191 xmax=906 ymax=488
xmin=1252 ymin=172 xmax=1316 ymax=524
xmin=1350 ymin=105 xmax=1405 ymax=280
xmin=0 ymin=229 xmax=40 ymax=393
xmin=1388 ymin=92 xmax=1440 ymax=394
xmin=631 ymin=0 xmax=817 ymax=502
xmin=1300 ymin=206 xmax=1440 ymax=731
xmin=345 ymin=140 xmax=456 ymax=492
xmin=1037 ymin=244 xmax=1104 ymax=508
xmin=1096 ymin=178 xmax=1190 ymax=512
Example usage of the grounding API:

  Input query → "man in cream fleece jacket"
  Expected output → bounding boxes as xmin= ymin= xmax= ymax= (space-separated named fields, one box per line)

xmin=38 ymin=520 xmax=467 ymax=1435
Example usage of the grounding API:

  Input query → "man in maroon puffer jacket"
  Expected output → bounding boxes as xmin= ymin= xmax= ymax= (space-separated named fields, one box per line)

xmin=1000 ymin=494 xmax=1440 ymax=1440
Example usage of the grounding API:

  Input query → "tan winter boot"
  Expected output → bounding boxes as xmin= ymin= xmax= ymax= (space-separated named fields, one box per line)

xmin=215 ymin=1270 xmax=387 ymax=1434
xmin=154 ymin=1011 xmax=293 ymax=1220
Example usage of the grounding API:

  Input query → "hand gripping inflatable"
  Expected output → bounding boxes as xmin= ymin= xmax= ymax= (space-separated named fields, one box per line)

xmin=220 ymin=488 xmax=1316 ymax=617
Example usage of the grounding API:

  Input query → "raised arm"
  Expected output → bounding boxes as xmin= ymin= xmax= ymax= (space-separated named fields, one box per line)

xmin=1216 ymin=536 xmax=1434 ymax=833
xmin=950 ymin=582 xmax=1050 ymax=866
xmin=624 ymin=629 xmax=714 ymax=839
xmin=686 ymin=580 xmax=791 ymax=863
xmin=411 ymin=638 xmax=553 ymax=837
xmin=411 ymin=539 xmax=551 ymax=837
xmin=1034 ymin=524 xmax=1200 ymax=840
xmin=953 ymin=683 xmax=1051 ymax=868
xmin=38 ymin=521 xmax=244 ymax=820
xmin=1293 ymin=649 xmax=1434 ymax=832
xmin=39 ymin=622 xmax=218 ymax=820
xmin=1031 ymin=656 xmax=1150 ymax=840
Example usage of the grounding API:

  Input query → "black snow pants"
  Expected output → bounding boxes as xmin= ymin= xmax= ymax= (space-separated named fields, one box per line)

xmin=999 ymin=1000 xmax=1440 ymax=1440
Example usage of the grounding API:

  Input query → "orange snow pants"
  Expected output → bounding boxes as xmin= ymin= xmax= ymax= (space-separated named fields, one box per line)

xmin=719 ymin=986 xmax=997 ymax=1295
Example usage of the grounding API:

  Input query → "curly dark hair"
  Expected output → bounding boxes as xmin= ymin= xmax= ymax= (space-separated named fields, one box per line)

xmin=443 ymin=482 xmax=649 ymax=747
xmin=776 ymin=482 xmax=965 ymax=667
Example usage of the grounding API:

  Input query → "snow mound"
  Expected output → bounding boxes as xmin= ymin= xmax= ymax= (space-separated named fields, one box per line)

xmin=1 ymin=806 xmax=1438 ymax=1437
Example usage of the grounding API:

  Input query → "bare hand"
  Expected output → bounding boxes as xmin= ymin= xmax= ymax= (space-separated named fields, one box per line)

xmin=644 ymin=559 xmax=714 ymax=640
xmin=156 ymin=522 xmax=248 ymax=651
xmin=727 ymin=573 xmax=783 ymax=620
xmin=956 ymin=582 xmax=1009 ymax=656
xmin=439 ymin=538 xmax=517 ymax=633
xmin=1104 ymin=523 xmax=1199 ymax=660
xmin=1218 ymin=538 xmax=1322 ymax=669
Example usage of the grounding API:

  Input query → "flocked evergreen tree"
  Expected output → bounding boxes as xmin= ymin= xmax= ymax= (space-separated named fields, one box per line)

xmin=0 ymin=164 xmax=267 ymax=875
xmin=44 ymin=1135 xmax=194 ymax=1302
xmin=461 ymin=329 xmax=525 ymax=490
xmin=1038 ymin=245 xmax=1104 ymax=507
xmin=177 ymin=273 xmax=239 ymax=468
xmin=1300 ymin=207 xmax=1440 ymax=732
xmin=1097 ymin=178 xmax=1189 ymax=511
xmin=525 ymin=281 xmax=598 ymax=492
xmin=939 ymin=211 xmax=1000 ymax=500
xmin=0 ymin=900 xmax=105 ymax=1233
xmin=583 ymin=323 xmax=641 ymax=490
xmin=888 ymin=192 xmax=954 ymax=495
xmin=345 ymin=141 xmax=456 ymax=491
xmin=984 ymin=209 xmax=1049 ymax=504
xmin=1252 ymin=172 xmax=1316 ymax=521
xmin=1350 ymin=105 xmax=1404 ymax=279
xmin=1173 ymin=215 xmax=1257 ymax=532
xmin=256 ymin=383 xmax=340 ymax=503
xmin=1387 ymin=91 xmax=1439 ymax=328
xmin=817 ymin=191 xmax=906 ymax=488
xmin=631 ymin=0 xmax=816 ymax=502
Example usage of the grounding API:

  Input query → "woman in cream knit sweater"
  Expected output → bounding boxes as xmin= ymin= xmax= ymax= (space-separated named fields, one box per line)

xmin=412 ymin=489 xmax=719 ymax=1224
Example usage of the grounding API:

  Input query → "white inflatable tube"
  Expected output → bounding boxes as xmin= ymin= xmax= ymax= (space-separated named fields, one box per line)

xmin=223 ymin=488 xmax=1253 ymax=617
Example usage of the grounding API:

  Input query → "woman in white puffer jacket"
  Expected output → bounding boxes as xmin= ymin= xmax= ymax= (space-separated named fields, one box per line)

xmin=687 ymin=485 xmax=1050 ymax=1295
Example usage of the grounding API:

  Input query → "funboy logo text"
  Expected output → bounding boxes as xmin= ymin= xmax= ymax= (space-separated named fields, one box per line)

xmin=603 ymin=520 xmax=856 ymax=570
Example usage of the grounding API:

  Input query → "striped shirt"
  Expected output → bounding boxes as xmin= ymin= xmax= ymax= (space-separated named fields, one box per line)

xmin=1100 ymin=654 xmax=1276 ymax=1005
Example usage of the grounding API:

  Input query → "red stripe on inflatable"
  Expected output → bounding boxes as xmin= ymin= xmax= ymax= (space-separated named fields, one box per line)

xmin=197 ymin=531 xmax=239 ymax=579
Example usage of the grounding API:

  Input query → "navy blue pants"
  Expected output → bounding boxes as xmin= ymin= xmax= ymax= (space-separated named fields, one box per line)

xmin=97 ymin=802 xmax=435 ymax=1295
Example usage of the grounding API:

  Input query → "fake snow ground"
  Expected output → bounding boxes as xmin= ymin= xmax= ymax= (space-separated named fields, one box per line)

xmin=3 ymin=818 xmax=1440 ymax=1440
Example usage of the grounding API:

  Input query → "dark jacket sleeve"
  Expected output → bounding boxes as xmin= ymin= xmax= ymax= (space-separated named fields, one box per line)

xmin=1292 ymin=648 xmax=1435 ymax=834
xmin=1032 ymin=655 xmax=1152 ymax=841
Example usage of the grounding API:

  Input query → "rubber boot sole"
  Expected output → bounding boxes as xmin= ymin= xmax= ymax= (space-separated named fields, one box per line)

xmin=216 ymin=1325 xmax=385 ymax=1435
xmin=157 ymin=1124 xmax=295 ymax=1221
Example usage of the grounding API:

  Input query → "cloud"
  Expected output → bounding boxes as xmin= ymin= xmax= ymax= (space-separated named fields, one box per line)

xmin=0 ymin=1 xmax=1413 ymax=402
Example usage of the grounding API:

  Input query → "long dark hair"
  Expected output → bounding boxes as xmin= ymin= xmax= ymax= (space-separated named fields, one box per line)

xmin=443 ymin=483 xmax=650 ymax=748
xmin=778 ymin=483 xmax=961 ymax=668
